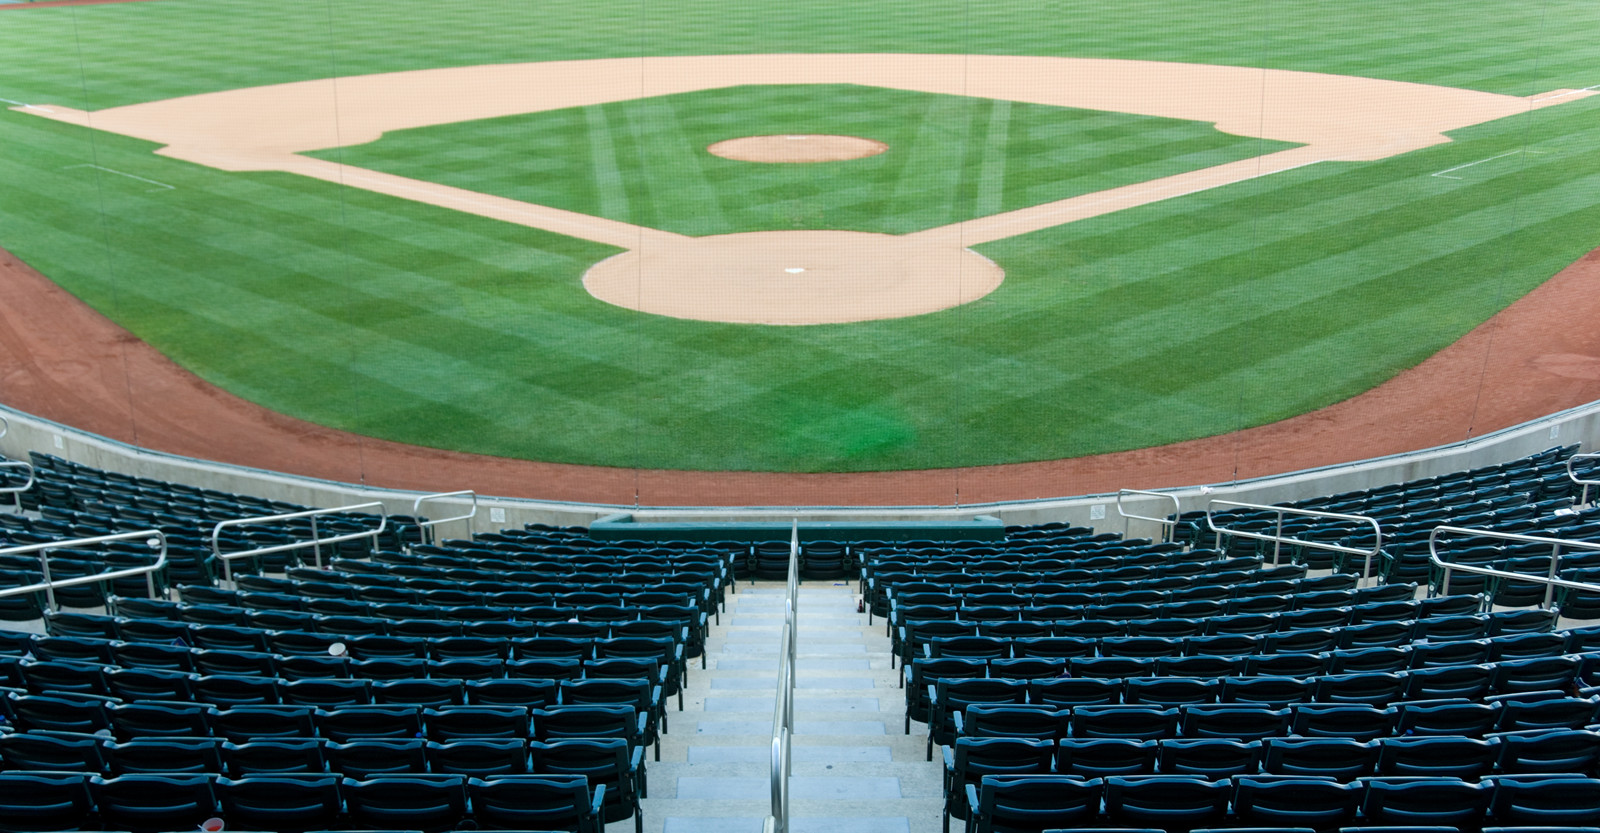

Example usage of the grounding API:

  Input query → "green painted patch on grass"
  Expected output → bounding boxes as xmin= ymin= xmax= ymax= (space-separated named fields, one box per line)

xmin=313 ymin=84 xmax=1290 ymax=236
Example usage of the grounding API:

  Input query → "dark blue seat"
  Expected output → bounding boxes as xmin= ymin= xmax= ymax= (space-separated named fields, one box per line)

xmin=1156 ymin=738 xmax=1261 ymax=779
xmin=1311 ymin=672 xmax=1407 ymax=707
xmin=1125 ymin=678 xmax=1218 ymax=708
xmin=1028 ymin=677 xmax=1123 ymax=708
xmin=966 ymin=774 xmax=1104 ymax=833
xmin=1234 ymin=774 xmax=1360 ymax=829
xmin=1104 ymin=774 xmax=1230 ymax=831
xmin=1263 ymin=737 xmax=1379 ymax=780
xmin=279 ymin=677 xmax=372 ymax=707
xmin=1394 ymin=700 xmax=1500 ymax=737
xmin=205 ymin=705 xmax=316 ymax=742
xmin=1358 ymin=776 xmax=1491 ymax=828
xmin=942 ymin=738 xmax=1054 ymax=833
xmin=19 ymin=660 xmax=107 ymax=696
xmin=103 ymin=737 xmax=222 ymax=775
xmin=1404 ymin=665 xmax=1495 ymax=701
xmin=1487 ymin=775 xmax=1600 ymax=827
xmin=220 ymin=738 xmax=326 ymax=776
xmin=426 ymin=738 xmax=529 ymax=778
xmin=104 ymin=667 xmax=196 ymax=702
xmin=528 ymin=738 xmax=645 ymax=833
xmin=956 ymin=705 xmax=1071 ymax=740
xmin=1221 ymin=676 xmax=1313 ymax=708
xmin=1290 ymin=703 xmax=1395 ymax=741
xmin=90 ymin=773 xmax=218 ymax=832
xmin=342 ymin=773 xmax=468 ymax=831
xmin=1376 ymin=735 xmax=1497 ymax=780
xmin=1493 ymin=657 xmax=1582 ymax=696
xmin=465 ymin=678 xmax=559 ymax=708
xmin=6 ymin=692 xmax=112 ymax=734
xmin=314 ymin=705 xmax=423 ymax=743
xmin=326 ymin=738 xmax=428 ymax=779
xmin=927 ymin=678 xmax=1030 ymax=759
xmin=109 ymin=701 xmax=211 ymax=741
xmin=1066 ymin=705 xmax=1175 ymax=742
xmin=532 ymin=705 xmax=644 ymax=748
xmin=1177 ymin=704 xmax=1289 ymax=740
xmin=1494 ymin=729 xmax=1600 ymax=775
xmin=215 ymin=773 xmax=341 ymax=830
xmin=1498 ymin=697 xmax=1600 ymax=733
xmin=467 ymin=774 xmax=605 ymax=833
xmin=112 ymin=640 xmax=196 ymax=673
xmin=0 ymin=730 xmax=107 ymax=773
xmin=0 ymin=771 xmax=94 ymax=830
xmin=375 ymin=678 xmax=466 ymax=707
xmin=425 ymin=705 xmax=531 ymax=741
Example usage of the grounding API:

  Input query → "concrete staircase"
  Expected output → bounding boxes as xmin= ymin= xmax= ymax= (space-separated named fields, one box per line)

xmin=631 ymin=581 xmax=945 ymax=833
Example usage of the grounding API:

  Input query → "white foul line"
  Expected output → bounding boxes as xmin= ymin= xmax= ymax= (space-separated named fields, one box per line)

xmin=64 ymin=163 xmax=175 ymax=191
xmin=1529 ymin=83 xmax=1600 ymax=103
xmin=1431 ymin=149 xmax=1544 ymax=180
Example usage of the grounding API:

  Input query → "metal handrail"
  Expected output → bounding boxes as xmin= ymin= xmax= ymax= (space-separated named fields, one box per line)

xmin=1117 ymin=488 xmax=1182 ymax=542
xmin=769 ymin=522 xmax=799 ymax=833
xmin=0 ymin=529 xmax=167 ymax=610
xmin=409 ymin=490 xmax=478 ymax=547
xmin=1568 ymin=452 xmax=1600 ymax=506
xmin=1429 ymin=525 xmax=1600 ymax=605
xmin=0 ymin=460 xmax=34 ymax=509
xmin=1207 ymin=499 xmax=1383 ymax=583
xmin=210 ymin=501 xmax=387 ymax=581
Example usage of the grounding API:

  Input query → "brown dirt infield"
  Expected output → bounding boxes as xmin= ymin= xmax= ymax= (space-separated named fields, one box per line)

xmin=4 ymin=242 xmax=1599 ymax=507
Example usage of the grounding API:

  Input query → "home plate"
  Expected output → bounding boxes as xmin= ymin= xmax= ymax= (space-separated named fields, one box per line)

xmin=785 ymin=267 xmax=805 ymax=274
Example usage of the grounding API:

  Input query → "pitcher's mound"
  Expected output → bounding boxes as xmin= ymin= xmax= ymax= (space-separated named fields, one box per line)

xmin=582 ymin=230 xmax=1004 ymax=325
xmin=708 ymin=134 xmax=888 ymax=163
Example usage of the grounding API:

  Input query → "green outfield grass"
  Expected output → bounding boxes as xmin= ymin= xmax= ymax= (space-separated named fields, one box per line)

xmin=318 ymin=84 xmax=1290 ymax=236
xmin=0 ymin=0 xmax=1597 ymax=473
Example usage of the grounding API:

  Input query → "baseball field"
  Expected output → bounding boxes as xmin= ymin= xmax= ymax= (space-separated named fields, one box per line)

xmin=1 ymin=0 xmax=1598 ymax=488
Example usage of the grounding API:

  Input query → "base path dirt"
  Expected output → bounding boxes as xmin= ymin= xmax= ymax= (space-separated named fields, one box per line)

xmin=4 ymin=243 xmax=1599 ymax=507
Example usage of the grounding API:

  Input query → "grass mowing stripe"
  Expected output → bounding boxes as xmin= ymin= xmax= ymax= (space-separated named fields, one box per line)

xmin=583 ymin=105 xmax=632 ymax=220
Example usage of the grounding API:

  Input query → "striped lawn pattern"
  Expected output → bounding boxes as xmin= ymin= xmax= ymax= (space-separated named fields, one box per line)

xmin=321 ymin=85 xmax=1283 ymax=236
xmin=0 ymin=0 xmax=1596 ymax=471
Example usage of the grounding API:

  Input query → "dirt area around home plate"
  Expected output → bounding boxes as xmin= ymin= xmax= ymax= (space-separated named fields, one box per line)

xmin=4 ymin=242 xmax=1600 ymax=507
xmin=4 ymin=54 xmax=1599 ymax=504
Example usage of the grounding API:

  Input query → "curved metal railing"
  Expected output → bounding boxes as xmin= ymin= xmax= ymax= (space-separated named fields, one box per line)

xmin=211 ymin=502 xmax=387 ymax=581
xmin=767 ymin=522 xmax=799 ymax=833
xmin=409 ymin=490 xmax=478 ymax=548
xmin=1567 ymin=452 xmax=1600 ymax=506
xmin=0 ymin=529 xmax=167 ymax=610
xmin=1429 ymin=525 xmax=1600 ymax=605
xmin=1207 ymin=499 xmax=1383 ymax=583
xmin=0 ymin=459 xmax=35 ymax=509
xmin=1117 ymin=488 xmax=1182 ymax=542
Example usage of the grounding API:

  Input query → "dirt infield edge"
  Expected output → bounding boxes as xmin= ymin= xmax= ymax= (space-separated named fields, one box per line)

xmin=3 ymin=244 xmax=1599 ymax=507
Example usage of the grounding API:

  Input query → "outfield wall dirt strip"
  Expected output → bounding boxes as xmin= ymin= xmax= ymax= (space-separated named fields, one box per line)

xmin=14 ymin=55 xmax=1593 ymax=324
xmin=3 ymin=244 xmax=1598 ymax=506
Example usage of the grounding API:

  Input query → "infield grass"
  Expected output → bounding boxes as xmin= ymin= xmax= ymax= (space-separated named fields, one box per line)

xmin=317 ymin=84 xmax=1291 ymax=236
xmin=0 ymin=0 xmax=1597 ymax=472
